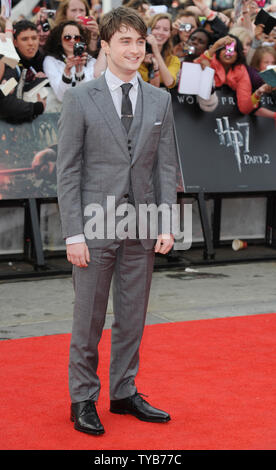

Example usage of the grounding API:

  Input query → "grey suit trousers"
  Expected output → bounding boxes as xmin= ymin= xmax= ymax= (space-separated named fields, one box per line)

xmin=69 ymin=238 xmax=155 ymax=403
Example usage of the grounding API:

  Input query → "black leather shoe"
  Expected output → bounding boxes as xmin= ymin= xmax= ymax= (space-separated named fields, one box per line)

xmin=70 ymin=400 xmax=105 ymax=435
xmin=110 ymin=392 xmax=171 ymax=423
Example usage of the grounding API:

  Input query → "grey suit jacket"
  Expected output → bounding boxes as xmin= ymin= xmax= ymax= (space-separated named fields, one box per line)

xmin=57 ymin=73 xmax=178 ymax=249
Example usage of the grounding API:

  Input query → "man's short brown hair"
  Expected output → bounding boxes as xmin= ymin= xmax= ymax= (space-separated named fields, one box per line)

xmin=99 ymin=6 xmax=147 ymax=43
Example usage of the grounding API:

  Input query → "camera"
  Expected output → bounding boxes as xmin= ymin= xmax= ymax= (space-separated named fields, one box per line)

xmin=73 ymin=42 xmax=86 ymax=56
xmin=78 ymin=16 xmax=93 ymax=25
xmin=146 ymin=26 xmax=152 ymax=54
xmin=182 ymin=44 xmax=195 ymax=56
xmin=179 ymin=23 xmax=192 ymax=32
xmin=225 ymin=41 xmax=235 ymax=57
xmin=41 ymin=20 xmax=50 ymax=32
xmin=44 ymin=9 xmax=56 ymax=19
xmin=146 ymin=41 xmax=152 ymax=54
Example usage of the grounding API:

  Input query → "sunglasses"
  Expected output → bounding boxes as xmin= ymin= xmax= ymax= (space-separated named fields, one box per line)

xmin=62 ymin=34 xmax=82 ymax=42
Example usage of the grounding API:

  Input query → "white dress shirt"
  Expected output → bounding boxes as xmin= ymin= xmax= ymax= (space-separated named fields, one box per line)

xmin=66 ymin=68 xmax=139 ymax=245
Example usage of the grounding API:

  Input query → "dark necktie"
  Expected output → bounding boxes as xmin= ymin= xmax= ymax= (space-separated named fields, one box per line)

xmin=121 ymin=83 xmax=133 ymax=134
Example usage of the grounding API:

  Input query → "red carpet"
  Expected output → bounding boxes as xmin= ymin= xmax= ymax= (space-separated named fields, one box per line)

xmin=0 ymin=314 xmax=276 ymax=450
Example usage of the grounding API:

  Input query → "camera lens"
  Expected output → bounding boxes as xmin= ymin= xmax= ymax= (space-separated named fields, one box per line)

xmin=41 ymin=20 xmax=50 ymax=32
xmin=182 ymin=44 xmax=195 ymax=55
xmin=146 ymin=42 xmax=152 ymax=54
xmin=73 ymin=42 xmax=85 ymax=56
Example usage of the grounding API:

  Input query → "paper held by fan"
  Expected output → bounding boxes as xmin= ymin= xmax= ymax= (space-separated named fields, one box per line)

xmin=0 ymin=76 xmax=17 ymax=96
xmin=178 ymin=62 xmax=215 ymax=100
xmin=259 ymin=66 xmax=276 ymax=88
xmin=23 ymin=79 xmax=49 ymax=103
xmin=0 ymin=37 xmax=20 ymax=68
xmin=1 ymin=0 xmax=12 ymax=18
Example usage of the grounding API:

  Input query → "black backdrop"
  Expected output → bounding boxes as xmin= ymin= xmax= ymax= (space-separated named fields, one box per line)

xmin=0 ymin=86 xmax=275 ymax=199
xmin=171 ymin=86 xmax=276 ymax=194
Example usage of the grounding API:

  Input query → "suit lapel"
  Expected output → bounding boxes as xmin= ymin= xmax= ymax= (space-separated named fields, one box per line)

xmin=87 ymin=75 xmax=158 ymax=165
xmin=87 ymin=75 xmax=129 ymax=159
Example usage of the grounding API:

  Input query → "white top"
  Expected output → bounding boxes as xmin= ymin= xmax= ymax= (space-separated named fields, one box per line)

xmin=43 ymin=54 xmax=96 ymax=102
xmin=66 ymin=67 xmax=139 ymax=245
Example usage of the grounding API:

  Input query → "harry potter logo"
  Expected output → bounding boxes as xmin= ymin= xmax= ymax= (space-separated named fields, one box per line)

xmin=214 ymin=117 xmax=249 ymax=173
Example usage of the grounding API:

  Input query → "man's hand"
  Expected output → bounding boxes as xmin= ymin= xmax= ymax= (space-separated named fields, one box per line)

xmin=67 ymin=242 xmax=90 ymax=267
xmin=155 ymin=234 xmax=174 ymax=254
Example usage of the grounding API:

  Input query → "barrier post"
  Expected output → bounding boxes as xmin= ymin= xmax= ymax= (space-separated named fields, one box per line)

xmin=24 ymin=199 xmax=45 ymax=268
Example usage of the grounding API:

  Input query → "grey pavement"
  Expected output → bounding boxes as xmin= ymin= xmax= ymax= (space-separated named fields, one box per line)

xmin=0 ymin=260 xmax=276 ymax=340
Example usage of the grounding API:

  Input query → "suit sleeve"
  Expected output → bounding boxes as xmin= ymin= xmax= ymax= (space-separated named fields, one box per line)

xmin=154 ymin=92 xmax=178 ymax=233
xmin=57 ymin=88 xmax=85 ymax=239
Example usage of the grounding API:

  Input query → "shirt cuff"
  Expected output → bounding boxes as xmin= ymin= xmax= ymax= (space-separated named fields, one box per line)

xmin=66 ymin=234 xmax=85 ymax=245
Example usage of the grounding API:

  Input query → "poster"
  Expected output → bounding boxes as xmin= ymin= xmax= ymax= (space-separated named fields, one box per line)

xmin=172 ymin=86 xmax=276 ymax=193
xmin=0 ymin=113 xmax=58 ymax=200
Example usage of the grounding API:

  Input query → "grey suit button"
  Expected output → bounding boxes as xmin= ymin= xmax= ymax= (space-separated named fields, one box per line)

xmin=123 ymin=194 xmax=129 ymax=198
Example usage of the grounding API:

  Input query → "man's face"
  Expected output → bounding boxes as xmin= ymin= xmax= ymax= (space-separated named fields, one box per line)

xmin=101 ymin=26 xmax=146 ymax=79
xmin=14 ymin=28 xmax=39 ymax=59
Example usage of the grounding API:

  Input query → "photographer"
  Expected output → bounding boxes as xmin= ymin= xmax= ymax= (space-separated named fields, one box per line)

xmin=33 ymin=7 xmax=55 ymax=55
xmin=43 ymin=20 xmax=96 ymax=103
xmin=55 ymin=0 xmax=90 ymax=23
xmin=172 ymin=9 xmax=201 ymax=61
xmin=195 ymin=34 xmax=274 ymax=115
xmin=174 ymin=27 xmax=213 ymax=62
xmin=139 ymin=13 xmax=181 ymax=88
xmin=55 ymin=0 xmax=100 ymax=56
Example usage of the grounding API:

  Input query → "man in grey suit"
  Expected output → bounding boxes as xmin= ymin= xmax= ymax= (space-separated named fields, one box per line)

xmin=57 ymin=7 xmax=178 ymax=436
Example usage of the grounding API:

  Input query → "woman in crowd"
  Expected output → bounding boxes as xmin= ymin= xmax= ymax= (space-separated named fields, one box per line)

xmin=55 ymin=0 xmax=99 ymax=55
xmin=187 ymin=27 xmax=213 ymax=61
xmin=229 ymin=26 xmax=264 ymax=91
xmin=229 ymin=26 xmax=253 ymax=63
xmin=33 ymin=8 xmax=55 ymax=55
xmin=139 ymin=13 xmax=181 ymax=89
xmin=55 ymin=0 xmax=90 ymax=23
xmin=249 ymin=46 xmax=276 ymax=120
xmin=195 ymin=34 xmax=272 ymax=114
xmin=172 ymin=9 xmax=200 ymax=61
xmin=250 ymin=46 xmax=276 ymax=72
xmin=43 ymin=20 xmax=96 ymax=107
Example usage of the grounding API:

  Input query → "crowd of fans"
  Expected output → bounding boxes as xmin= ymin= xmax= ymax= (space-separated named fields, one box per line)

xmin=0 ymin=0 xmax=275 ymax=123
